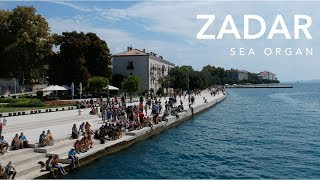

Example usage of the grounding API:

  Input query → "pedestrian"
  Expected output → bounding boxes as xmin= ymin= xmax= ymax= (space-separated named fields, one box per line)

xmin=144 ymin=103 xmax=148 ymax=116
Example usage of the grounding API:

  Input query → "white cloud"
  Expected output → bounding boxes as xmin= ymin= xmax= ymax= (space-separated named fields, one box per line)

xmin=48 ymin=1 xmax=93 ymax=12
xmin=46 ymin=1 xmax=320 ymax=81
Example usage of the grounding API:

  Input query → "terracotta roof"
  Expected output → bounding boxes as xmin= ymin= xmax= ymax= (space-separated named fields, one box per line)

xmin=112 ymin=49 xmax=148 ymax=57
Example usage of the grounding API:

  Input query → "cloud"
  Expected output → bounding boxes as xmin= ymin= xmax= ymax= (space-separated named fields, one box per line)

xmin=46 ymin=1 xmax=320 ymax=81
xmin=48 ymin=1 xmax=93 ymax=12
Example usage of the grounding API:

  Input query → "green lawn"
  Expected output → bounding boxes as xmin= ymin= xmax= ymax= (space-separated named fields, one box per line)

xmin=0 ymin=105 xmax=75 ymax=113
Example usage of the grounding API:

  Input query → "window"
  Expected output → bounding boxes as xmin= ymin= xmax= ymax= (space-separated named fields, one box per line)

xmin=127 ymin=61 xmax=134 ymax=70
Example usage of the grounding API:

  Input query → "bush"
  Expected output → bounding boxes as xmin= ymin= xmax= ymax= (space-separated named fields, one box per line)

xmin=44 ymin=100 xmax=77 ymax=106
xmin=6 ymin=98 xmax=44 ymax=107
xmin=0 ymin=98 xmax=17 ymax=103
xmin=0 ymin=98 xmax=44 ymax=107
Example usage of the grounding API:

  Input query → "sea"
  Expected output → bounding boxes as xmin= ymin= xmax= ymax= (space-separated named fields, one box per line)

xmin=65 ymin=83 xmax=320 ymax=179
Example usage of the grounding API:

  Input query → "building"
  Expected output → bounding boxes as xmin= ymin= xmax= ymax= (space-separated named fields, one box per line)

xmin=226 ymin=69 xmax=248 ymax=81
xmin=258 ymin=70 xmax=276 ymax=80
xmin=112 ymin=46 xmax=175 ymax=92
xmin=0 ymin=78 xmax=46 ymax=95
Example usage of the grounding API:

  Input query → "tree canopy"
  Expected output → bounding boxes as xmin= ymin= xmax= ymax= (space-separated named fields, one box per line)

xmin=88 ymin=76 xmax=109 ymax=94
xmin=122 ymin=75 xmax=141 ymax=96
xmin=162 ymin=65 xmax=279 ymax=91
xmin=48 ymin=31 xmax=112 ymax=86
xmin=0 ymin=6 xmax=52 ymax=83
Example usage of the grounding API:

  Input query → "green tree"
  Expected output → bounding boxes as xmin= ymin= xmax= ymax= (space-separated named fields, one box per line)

xmin=168 ymin=66 xmax=193 ymax=90
xmin=0 ymin=6 xmax=53 ymax=83
xmin=48 ymin=32 xmax=91 ymax=85
xmin=122 ymin=75 xmax=141 ymax=100
xmin=159 ymin=76 xmax=171 ymax=89
xmin=48 ymin=31 xmax=112 ymax=86
xmin=85 ymin=33 xmax=112 ymax=80
xmin=110 ymin=74 xmax=124 ymax=89
xmin=88 ymin=76 xmax=109 ymax=95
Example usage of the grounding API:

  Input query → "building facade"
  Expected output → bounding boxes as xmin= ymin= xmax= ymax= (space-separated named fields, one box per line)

xmin=258 ymin=70 xmax=276 ymax=80
xmin=226 ymin=69 xmax=248 ymax=81
xmin=112 ymin=47 xmax=175 ymax=92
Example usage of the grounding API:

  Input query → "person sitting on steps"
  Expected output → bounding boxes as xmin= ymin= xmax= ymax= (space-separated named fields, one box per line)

xmin=46 ymin=130 xmax=54 ymax=145
xmin=71 ymin=124 xmax=79 ymax=139
xmin=45 ymin=155 xmax=58 ymax=178
xmin=68 ymin=147 xmax=80 ymax=169
xmin=0 ymin=163 xmax=8 ymax=179
xmin=39 ymin=131 xmax=49 ymax=147
xmin=11 ymin=134 xmax=22 ymax=150
xmin=0 ymin=136 xmax=9 ymax=155
xmin=5 ymin=161 xmax=16 ymax=179
xmin=51 ymin=155 xmax=68 ymax=175
xmin=19 ymin=132 xmax=29 ymax=148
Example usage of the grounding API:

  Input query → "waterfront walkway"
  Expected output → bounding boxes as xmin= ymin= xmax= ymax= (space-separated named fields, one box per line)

xmin=0 ymin=90 xmax=225 ymax=179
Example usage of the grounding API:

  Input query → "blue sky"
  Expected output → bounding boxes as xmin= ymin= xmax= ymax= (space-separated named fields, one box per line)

xmin=1 ymin=1 xmax=320 ymax=82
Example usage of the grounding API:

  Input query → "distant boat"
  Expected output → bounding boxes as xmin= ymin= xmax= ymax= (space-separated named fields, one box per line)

xmin=297 ymin=81 xmax=299 ymax=83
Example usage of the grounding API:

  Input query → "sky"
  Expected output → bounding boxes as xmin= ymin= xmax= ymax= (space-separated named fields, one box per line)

xmin=1 ymin=1 xmax=320 ymax=82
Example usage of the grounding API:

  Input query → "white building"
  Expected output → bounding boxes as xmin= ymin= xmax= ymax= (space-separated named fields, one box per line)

xmin=258 ymin=70 xmax=276 ymax=80
xmin=112 ymin=47 xmax=175 ymax=92
xmin=226 ymin=69 xmax=248 ymax=81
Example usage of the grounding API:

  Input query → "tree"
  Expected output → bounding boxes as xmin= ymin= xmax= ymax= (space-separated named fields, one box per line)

xmin=85 ymin=33 xmax=112 ymax=80
xmin=0 ymin=6 xmax=53 ymax=83
xmin=48 ymin=31 xmax=112 ymax=86
xmin=168 ymin=66 xmax=191 ymax=90
xmin=110 ymin=74 xmax=125 ymax=89
xmin=159 ymin=76 xmax=171 ymax=89
xmin=88 ymin=76 xmax=109 ymax=95
xmin=122 ymin=75 xmax=141 ymax=100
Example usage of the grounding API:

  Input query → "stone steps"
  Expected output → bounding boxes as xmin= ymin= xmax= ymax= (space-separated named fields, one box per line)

xmin=34 ymin=138 xmax=76 ymax=153
xmin=5 ymin=114 xmax=95 ymax=133
xmin=0 ymin=148 xmax=34 ymax=162
xmin=3 ymin=152 xmax=45 ymax=167
xmin=15 ymin=157 xmax=48 ymax=178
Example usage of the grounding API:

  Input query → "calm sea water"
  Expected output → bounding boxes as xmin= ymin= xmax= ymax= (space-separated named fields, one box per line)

xmin=66 ymin=83 xmax=320 ymax=179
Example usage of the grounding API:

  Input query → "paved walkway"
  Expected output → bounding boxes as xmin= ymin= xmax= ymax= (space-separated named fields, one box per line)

xmin=2 ymin=90 xmax=221 ymax=143
xmin=0 ymin=89 xmax=225 ymax=179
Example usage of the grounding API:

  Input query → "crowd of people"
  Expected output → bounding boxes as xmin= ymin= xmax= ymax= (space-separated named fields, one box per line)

xmin=0 ymin=132 xmax=30 ymax=155
xmin=0 ymin=88 xmax=225 ymax=178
